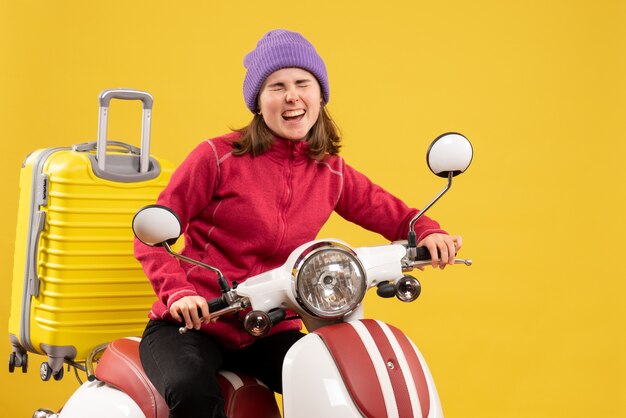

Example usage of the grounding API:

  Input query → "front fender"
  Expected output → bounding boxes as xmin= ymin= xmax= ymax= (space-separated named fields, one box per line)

xmin=284 ymin=319 xmax=443 ymax=418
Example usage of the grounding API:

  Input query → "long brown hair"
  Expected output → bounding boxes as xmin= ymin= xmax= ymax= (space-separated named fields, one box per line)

xmin=233 ymin=107 xmax=341 ymax=159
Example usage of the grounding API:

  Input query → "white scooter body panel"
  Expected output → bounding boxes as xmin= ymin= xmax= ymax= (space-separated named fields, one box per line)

xmin=282 ymin=333 xmax=363 ymax=418
xmin=283 ymin=321 xmax=444 ymax=418
xmin=59 ymin=380 xmax=145 ymax=418
xmin=235 ymin=240 xmax=407 ymax=316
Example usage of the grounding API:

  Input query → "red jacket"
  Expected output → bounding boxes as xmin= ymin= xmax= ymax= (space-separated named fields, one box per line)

xmin=134 ymin=132 xmax=446 ymax=348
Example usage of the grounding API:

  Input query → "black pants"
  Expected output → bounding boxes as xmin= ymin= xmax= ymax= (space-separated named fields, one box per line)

xmin=139 ymin=320 xmax=305 ymax=418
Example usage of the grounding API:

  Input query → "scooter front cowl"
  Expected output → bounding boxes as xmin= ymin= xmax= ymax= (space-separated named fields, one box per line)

xmin=282 ymin=319 xmax=443 ymax=418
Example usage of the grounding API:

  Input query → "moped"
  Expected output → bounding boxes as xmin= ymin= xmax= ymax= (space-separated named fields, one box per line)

xmin=33 ymin=132 xmax=473 ymax=418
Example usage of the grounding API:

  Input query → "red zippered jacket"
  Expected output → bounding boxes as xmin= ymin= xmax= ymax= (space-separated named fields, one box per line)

xmin=134 ymin=132 xmax=446 ymax=349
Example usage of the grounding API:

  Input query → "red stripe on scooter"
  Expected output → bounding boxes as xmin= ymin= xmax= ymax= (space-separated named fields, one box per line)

xmin=315 ymin=323 xmax=387 ymax=418
xmin=362 ymin=320 xmax=414 ymax=418
xmin=390 ymin=325 xmax=430 ymax=418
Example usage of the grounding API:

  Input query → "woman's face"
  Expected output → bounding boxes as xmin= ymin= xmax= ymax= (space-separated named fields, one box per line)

xmin=258 ymin=67 xmax=322 ymax=141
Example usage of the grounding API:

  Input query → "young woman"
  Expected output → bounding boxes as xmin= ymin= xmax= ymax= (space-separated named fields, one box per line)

xmin=135 ymin=29 xmax=462 ymax=418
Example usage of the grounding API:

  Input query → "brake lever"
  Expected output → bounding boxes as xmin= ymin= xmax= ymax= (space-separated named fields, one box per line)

xmin=413 ymin=258 xmax=472 ymax=268
xmin=178 ymin=301 xmax=249 ymax=334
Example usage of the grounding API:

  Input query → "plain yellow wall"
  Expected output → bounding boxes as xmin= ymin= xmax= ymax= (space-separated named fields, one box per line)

xmin=1 ymin=0 xmax=625 ymax=417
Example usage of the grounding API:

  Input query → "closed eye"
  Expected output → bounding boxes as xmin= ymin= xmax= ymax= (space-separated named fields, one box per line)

xmin=265 ymin=79 xmax=312 ymax=91
xmin=266 ymin=82 xmax=286 ymax=91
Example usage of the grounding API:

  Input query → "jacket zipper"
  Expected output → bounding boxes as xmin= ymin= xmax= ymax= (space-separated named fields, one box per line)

xmin=239 ymin=148 xmax=295 ymax=344
xmin=274 ymin=148 xmax=295 ymax=263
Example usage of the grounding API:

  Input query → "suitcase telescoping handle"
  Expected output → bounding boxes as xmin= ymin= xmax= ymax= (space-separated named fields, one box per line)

xmin=97 ymin=89 xmax=153 ymax=174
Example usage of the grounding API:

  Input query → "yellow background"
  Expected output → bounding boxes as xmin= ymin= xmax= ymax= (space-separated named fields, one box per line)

xmin=1 ymin=0 xmax=625 ymax=417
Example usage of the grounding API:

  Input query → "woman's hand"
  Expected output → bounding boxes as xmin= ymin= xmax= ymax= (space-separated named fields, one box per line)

xmin=169 ymin=295 xmax=211 ymax=330
xmin=417 ymin=233 xmax=463 ymax=270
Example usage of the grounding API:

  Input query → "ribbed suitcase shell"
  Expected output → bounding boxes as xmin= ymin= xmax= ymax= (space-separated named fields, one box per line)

xmin=9 ymin=147 xmax=174 ymax=370
xmin=8 ymin=90 xmax=174 ymax=374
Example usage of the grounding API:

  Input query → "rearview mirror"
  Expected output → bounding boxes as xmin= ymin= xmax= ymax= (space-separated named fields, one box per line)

xmin=132 ymin=205 xmax=182 ymax=247
xmin=407 ymin=132 xmax=473 ymax=260
xmin=427 ymin=132 xmax=473 ymax=177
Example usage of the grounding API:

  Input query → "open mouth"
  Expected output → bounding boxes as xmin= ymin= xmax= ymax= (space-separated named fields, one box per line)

xmin=282 ymin=109 xmax=306 ymax=121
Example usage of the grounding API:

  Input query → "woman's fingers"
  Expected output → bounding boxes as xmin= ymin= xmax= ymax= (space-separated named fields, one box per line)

xmin=418 ymin=233 xmax=464 ymax=269
xmin=170 ymin=296 xmax=207 ymax=330
xmin=199 ymin=300 xmax=211 ymax=325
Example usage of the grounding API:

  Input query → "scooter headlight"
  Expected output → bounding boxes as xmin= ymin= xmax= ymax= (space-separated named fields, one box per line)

xmin=292 ymin=242 xmax=366 ymax=318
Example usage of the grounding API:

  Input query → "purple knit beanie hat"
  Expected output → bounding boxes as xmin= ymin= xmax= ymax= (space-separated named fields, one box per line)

xmin=243 ymin=29 xmax=330 ymax=113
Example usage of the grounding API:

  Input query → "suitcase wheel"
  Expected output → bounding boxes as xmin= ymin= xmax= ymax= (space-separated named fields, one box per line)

xmin=8 ymin=352 xmax=15 ymax=373
xmin=53 ymin=366 xmax=64 ymax=381
xmin=8 ymin=352 xmax=28 ymax=373
xmin=21 ymin=353 xmax=28 ymax=373
xmin=40 ymin=362 xmax=52 ymax=381
xmin=40 ymin=362 xmax=64 ymax=381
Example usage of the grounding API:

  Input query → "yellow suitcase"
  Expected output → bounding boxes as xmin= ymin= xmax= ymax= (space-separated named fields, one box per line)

xmin=8 ymin=89 xmax=174 ymax=380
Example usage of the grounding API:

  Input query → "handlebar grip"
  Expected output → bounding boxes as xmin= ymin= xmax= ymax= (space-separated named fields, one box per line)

xmin=194 ymin=297 xmax=228 ymax=318
xmin=182 ymin=297 xmax=231 ymax=334
xmin=415 ymin=246 xmax=432 ymax=261
xmin=208 ymin=297 xmax=228 ymax=313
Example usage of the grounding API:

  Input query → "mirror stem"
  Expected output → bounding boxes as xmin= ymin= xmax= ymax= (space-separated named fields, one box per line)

xmin=163 ymin=242 xmax=231 ymax=293
xmin=407 ymin=171 xmax=454 ymax=259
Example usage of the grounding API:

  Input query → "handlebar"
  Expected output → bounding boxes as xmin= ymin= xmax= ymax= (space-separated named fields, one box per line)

xmin=414 ymin=246 xmax=432 ymax=261
xmin=408 ymin=246 xmax=472 ymax=269
xmin=208 ymin=296 xmax=229 ymax=313
xmin=175 ymin=245 xmax=472 ymax=334
xmin=178 ymin=295 xmax=247 ymax=334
